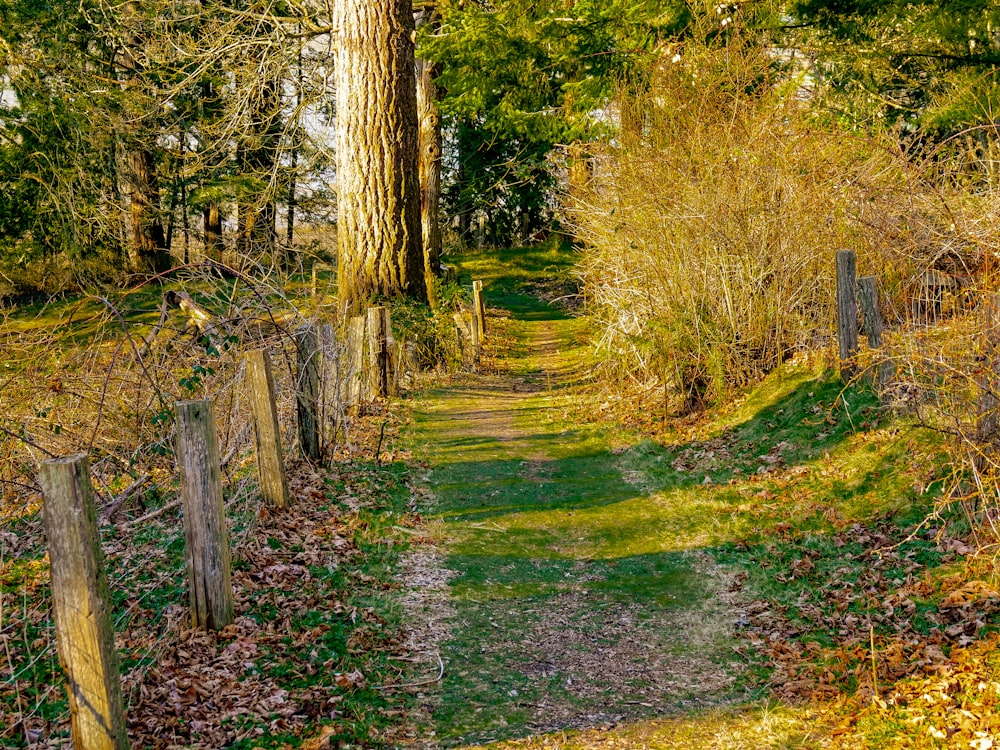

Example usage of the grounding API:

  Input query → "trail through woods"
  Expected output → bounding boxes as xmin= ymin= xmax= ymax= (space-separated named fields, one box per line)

xmin=401 ymin=295 xmax=745 ymax=747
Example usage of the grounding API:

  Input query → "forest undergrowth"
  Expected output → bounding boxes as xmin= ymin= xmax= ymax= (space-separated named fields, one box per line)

xmin=416 ymin=246 xmax=1000 ymax=749
xmin=5 ymin=244 xmax=1000 ymax=749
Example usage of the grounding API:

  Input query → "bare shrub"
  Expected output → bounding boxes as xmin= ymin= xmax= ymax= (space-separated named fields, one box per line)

xmin=0 ymin=260 xmax=361 ymax=522
xmin=565 ymin=37 xmax=1000 ymax=410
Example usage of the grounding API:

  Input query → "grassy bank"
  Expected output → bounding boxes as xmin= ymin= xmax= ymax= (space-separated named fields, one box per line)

xmin=405 ymin=244 xmax=995 ymax=749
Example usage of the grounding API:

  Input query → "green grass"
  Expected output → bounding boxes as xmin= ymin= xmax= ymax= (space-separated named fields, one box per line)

xmin=402 ymin=243 xmax=972 ymax=748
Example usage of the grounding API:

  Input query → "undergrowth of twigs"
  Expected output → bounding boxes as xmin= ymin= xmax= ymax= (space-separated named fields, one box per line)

xmin=0 ymin=260 xmax=460 ymax=748
xmin=2 ymin=408 xmax=431 ymax=749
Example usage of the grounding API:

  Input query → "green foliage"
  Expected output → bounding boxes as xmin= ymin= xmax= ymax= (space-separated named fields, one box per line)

xmin=388 ymin=289 xmax=467 ymax=370
xmin=0 ymin=0 xmax=326 ymax=297
xmin=421 ymin=0 xmax=691 ymax=246
xmin=791 ymin=0 xmax=1000 ymax=133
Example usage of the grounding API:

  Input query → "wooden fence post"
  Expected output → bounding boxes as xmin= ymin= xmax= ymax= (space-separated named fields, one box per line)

xmin=175 ymin=400 xmax=234 ymax=631
xmin=345 ymin=314 xmax=367 ymax=408
xmin=246 ymin=350 xmax=290 ymax=509
xmin=836 ymin=250 xmax=859 ymax=381
xmin=475 ymin=213 xmax=486 ymax=248
xmin=311 ymin=263 xmax=334 ymax=298
xmin=367 ymin=306 xmax=389 ymax=398
xmin=295 ymin=325 xmax=321 ymax=461
xmin=472 ymin=280 xmax=486 ymax=339
xmin=318 ymin=323 xmax=340 ymax=442
xmin=976 ymin=294 xmax=1000 ymax=472
xmin=39 ymin=454 xmax=129 ymax=750
xmin=380 ymin=307 xmax=399 ymax=397
xmin=857 ymin=275 xmax=890 ymax=388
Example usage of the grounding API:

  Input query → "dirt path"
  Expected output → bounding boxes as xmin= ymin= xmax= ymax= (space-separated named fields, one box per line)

xmin=402 ymin=308 xmax=746 ymax=747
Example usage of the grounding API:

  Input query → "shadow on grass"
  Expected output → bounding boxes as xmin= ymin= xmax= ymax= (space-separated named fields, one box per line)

xmin=422 ymin=243 xmax=944 ymax=746
xmin=423 ymin=375 xmax=885 ymax=525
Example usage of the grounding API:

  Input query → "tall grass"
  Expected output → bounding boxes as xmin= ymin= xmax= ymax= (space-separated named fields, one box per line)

xmin=565 ymin=37 xmax=1000 ymax=411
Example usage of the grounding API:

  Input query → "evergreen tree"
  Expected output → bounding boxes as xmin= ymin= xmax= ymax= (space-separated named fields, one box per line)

xmin=790 ymin=0 xmax=1000 ymax=134
xmin=334 ymin=0 xmax=426 ymax=308
xmin=420 ymin=0 xmax=691 ymax=244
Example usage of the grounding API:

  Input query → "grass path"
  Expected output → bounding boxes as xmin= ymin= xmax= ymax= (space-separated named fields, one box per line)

xmin=396 ymin=246 xmax=987 ymax=749
xmin=402 ymin=265 xmax=744 ymax=747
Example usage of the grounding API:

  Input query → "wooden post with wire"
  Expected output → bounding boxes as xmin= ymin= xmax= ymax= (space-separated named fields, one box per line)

xmin=311 ymin=263 xmax=334 ymax=298
xmin=345 ymin=314 xmax=367 ymax=407
xmin=175 ymin=399 xmax=234 ymax=631
xmin=836 ymin=250 xmax=859 ymax=381
xmin=472 ymin=280 xmax=486 ymax=339
xmin=39 ymin=454 xmax=129 ymax=750
xmin=367 ymin=306 xmax=389 ymax=398
xmin=318 ymin=323 xmax=340 ymax=442
xmin=857 ymin=275 xmax=890 ymax=389
xmin=379 ymin=307 xmax=399 ymax=397
xmin=245 ymin=349 xmax=290 ymax=509
xmin=295 ymin=325 xmax=321 ymax=461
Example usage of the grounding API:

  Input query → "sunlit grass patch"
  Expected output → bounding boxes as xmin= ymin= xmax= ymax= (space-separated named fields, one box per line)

xmin=458 ymin=700 xmax=830 ymax=749
xmin=402 ymin=243 xmax=989 ymax=748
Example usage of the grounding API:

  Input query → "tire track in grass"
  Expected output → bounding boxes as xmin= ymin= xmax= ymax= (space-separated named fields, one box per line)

xmin=403 ymin=303 xmax=745 ymax=748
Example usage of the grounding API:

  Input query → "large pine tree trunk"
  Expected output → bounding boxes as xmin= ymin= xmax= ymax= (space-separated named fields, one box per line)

xmin=335 ymin=0 xmax=425 ymax=310
xmin=416 ymin=8 xmax=443 ymax=306
xmin=127 ymin=148 xmax=171 ymax=274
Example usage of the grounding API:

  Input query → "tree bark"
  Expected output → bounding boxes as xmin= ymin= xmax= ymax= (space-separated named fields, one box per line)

xmin=120 ymin=2 xmax=170 ymax=276
xmin=127 ymin=148 xmax=171 ymax=274
xmin=203 ymin=202 xmax=223 ymax=260
xmin=335 ymin=0 xmax=425 ymax=310
xmin=416 ymin=7 xmax=443 ymax=306
xmin=237 ymin=78 xmax=280 ymax=260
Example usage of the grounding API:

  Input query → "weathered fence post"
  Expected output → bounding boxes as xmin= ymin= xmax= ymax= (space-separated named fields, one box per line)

xmin=475 ymin=213 xmax=486 ymax=249
xmin=345 ymin=315 xmax=367 ymax=408
xmin=367 ymin=306 xmax=390 ymax=398
xmin=857 ymin=275 xmax=890 ymax=388
xmin=380 ymin=307 xmax=399 ymax=397
xmin=976 ymin=294 xmax=1000 ymax=472
xmin=295 ymin=325 xmax=321 ymax=461
xmin=246 ymin=350 xmax=290 ymax=509
xmin=472 ymin=280 xmax=486 ymax=339
xmin=836 ymin=250 xmax=859 ymax=381
xmin=318 ymin=323 xmax=340 ymax=443
xmin=39 ymin=454 xmax=129 ymax=750
xmin=175 ymin=400 xmax=234 ymax=631
xmin=470 ymin=308 xmax=481 ymax=354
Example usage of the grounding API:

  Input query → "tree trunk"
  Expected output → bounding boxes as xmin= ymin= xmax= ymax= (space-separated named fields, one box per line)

xmin=416 ymin=7 xmax=443 ymax=306
xmin=127 ymin=148 xmax=171 ymax=274
xmin=335 ymin=0 xmax=425 ymax=311
xmin=237 ymin=78 xmax=280 ymax=260
xmin=120 ymin=2 xmax=170 ymax=276
xmin=203 ymin=202 xmax=223 ymax=260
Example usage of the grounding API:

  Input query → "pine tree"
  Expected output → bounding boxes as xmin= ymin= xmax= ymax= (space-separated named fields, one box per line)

xmin=334 ymin=0 xmax=426 ymax=308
